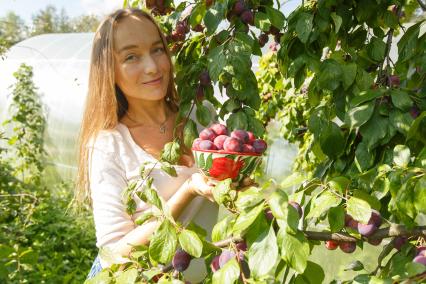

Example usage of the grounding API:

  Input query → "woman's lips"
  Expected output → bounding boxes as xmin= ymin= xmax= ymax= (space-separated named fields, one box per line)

xmin=143 ymin=76 xmax=162 ymax=85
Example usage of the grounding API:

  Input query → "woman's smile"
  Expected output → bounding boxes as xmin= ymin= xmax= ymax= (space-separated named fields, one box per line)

xmin=143 ymin=76 xmax=162 ymax=85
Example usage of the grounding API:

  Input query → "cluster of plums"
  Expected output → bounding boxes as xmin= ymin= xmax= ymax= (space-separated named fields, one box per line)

xmin=192 ymin=123 xmax=267 ymax=154
xmin=210 ymin=241 xmax=250 ymax=278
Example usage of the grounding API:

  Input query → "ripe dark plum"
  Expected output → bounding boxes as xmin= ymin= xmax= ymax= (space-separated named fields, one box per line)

xmin=192 ymin=138 xmax=202 ymax=149
xmin=172 ymin=249 xmax=191 ymax=272
xmin=370 ymin=209 xmax=382 ymax=227
xmin=236 ymin=241 xmax=247 ymax=251
xmin=246 ymin=131 xmax=255 ymax=145
xmin=205 ymin=0 xmax=214 ymax=7
xmin=223 ymin=137 xmax=242 ymax=152
xmin=196 ymin=85 xmax=204 ymax=102
xmin=242 ymin=144 xmax=255 ymax=153
xmin=199 ymin=140 xmax=217 ymax=151
xmin=219 ymin=250 xmax=235 ymax=268
xmin=394 ymin=236 xmax=407 ymax=251
xmin=199 ymin=70 xmax=211 ymax=87
xmin=389 ymin=75 xmax=400 ymax=87
xmin=240 ymin=10 xmax=254 ymax=25
xmin=210 ymin=255 xmax=220 ymax=272
xmin=231 ymin=129 xmax=249 ymax=143
xmin=175 ymin=22 xmax=186 ymax=35
xmin=325 ymin=240 xmax=339 ymax=250
xmin=368 ymin=238 xmax=382 ymax=246
xmin=357 ymin=221 xmax=377 ymax=237
xmin=211 ymin=123 xmax=228 ymax=136
xmin=252 ymin=139 xmax=267 ymax=154
xmin=258 ymin=33 xmax=269 ymax=47
xmin=417 ymin=246 xmax=426 ymax=255
xmin=345 ymin=214 xmax=358 ymax=230
xmin=265 ymin=208 xmax=273 ymax=221
xmin=233 ymin=0 xmax=245 ymax=15
xmin=410 ymin=106 xmax=420 ymax=119
xmin=240 ymin=260 xmax=251 ymax=279
xmin=339 ymin=242 xmax=356 ymax=253
xmin=413 ymin=255 xmax=426 ymax=265
xmin=199 ymin=128 xmax=216 ymax=141
xmin=214 ymin=135 xmax=228 ymax=150
xmin=288 ymin=201 xmax=303 ymax=218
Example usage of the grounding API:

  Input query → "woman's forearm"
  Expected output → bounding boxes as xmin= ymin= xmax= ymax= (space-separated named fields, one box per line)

xmin=112 ymin=179 xmax=196 ymax=258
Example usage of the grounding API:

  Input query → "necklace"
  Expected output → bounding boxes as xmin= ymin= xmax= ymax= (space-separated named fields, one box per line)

xmin=125 ymin=111 xmax=170 ymax=134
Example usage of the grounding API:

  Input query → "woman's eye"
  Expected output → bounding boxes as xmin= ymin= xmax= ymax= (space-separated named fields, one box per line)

xmin=154 ymin=47 xmax=165 ymax=53
xmin=124 ymin=54 xmax=137 ymax=62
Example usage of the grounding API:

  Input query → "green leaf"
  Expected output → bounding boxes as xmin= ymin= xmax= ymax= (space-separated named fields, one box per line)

xmin=390 ymin=89 xmax=412 ymax=111
xmin=347 ymin=196 xmax=371 ymax=224
xmin=212 ymin=258 xmax=240 ymax=284
xmin=319 ymin=122 xmax=345 ymax=158
xmin=135 ymin=211 xmax=155 ymax=225
xmin=179 ymin=229 xmax=203 ymax=258
xmin=296 ymin=261 xmax=325 ymax=284
xmin=328 ymin=206 xmax=345 ymax=233
xmin=353 ymin=190 xmax=381 ymax=211
xmin=254 ymin=12 xmax=271 ymax=32
xmin=279 ymin=231 xmax=309 ymax=274
xmin=393 ymin=145 xmax=411 ymax=168
xmin=248 ymin=225 xmax=279 ymax=278
xmin=204 ymin=1 xmax=224 ymax=35
xmin=330 ymin=12 xmax=342 ymax=33
xmin=354 ymin=142 xmax=376 ymax=172
xmin=115 ymin=268 xmax=138 ymax=284
xmin=85 ymin=270 xmax=112 ymax=284
xmin=407 ymin=112 xmax=426 ymax=144
xmin=344 ymin=102 xmax=375 ymax=130
xmin=359 ymin=112 xmax=389 ymax=148
xmin=212 ymin=178 xmax=232 ymax=204
xmin=344 ymin=260 xmax=364 ymax=271
xmin=207 ymin=45 xmax=226 ymax=82
xmin=414 ymin=177 xmax=426 ymax=214
xmin=341 ymin=63 xmax=357 ymax=90
xmin=295 ymin=13 xmax=313 ymax=43
xmin=350 ymin=89 xmax=382 ymax=106
xmin=367 ymin=37 xmax=386 ymax=62
xmin=235 ymin=186 xmax=263 ymax=212
xmin=306 ymin=191 xmax=341 ymax=219
xmin=183 ymin=119 xmax=198 ymax=149
xmin=265 ymin=6 xmax=285 ymax=30
xmin=189 ymin=3 xmax=206 ymax=28
xmin=233 ymin=203 xmax=264 ymax=234
xmin=389 ymin=109 xmax=413 ymax=135
xmin=161 ymin=162 xmax=177 ymax=177
xmin=139 ymin=185 xmax=163 ymax=211
xmin=212 ymin=214 xmax=236 ymax=242
xmin=317 ymin=59 xmax=342 ymax=91
xmin=161 ymin=141 xmax=181 ymax=164
xmin=227 ymin=111 xmax=248 ymax=130
xmin=268 ymin=189 xmax=289 ymax=220
xmin=149 ymin=220 xmax=177 ymax=264
xmin=196 ymin=104 xmax=212 ymax=127
xmin=397 ymin=21 xmax=420 ymax=62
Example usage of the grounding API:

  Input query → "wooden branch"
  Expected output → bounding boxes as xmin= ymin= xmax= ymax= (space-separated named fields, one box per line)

xmin=161 ymin=225 xmax=426 ymax=273
xmin=417 ymin=0 xmax=426 ymax=11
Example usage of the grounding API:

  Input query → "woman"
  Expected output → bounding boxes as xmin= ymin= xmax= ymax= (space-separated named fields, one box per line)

xmin=75 ymin=8 xmax=218 ymax=282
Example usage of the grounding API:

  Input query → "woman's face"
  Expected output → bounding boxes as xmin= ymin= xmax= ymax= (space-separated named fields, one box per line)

xmin=113 ymin=15 xmax=170 ymax=103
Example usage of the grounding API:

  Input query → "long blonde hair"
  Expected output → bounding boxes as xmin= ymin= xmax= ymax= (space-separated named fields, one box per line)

xmin=74 ymin=9 xmax=179 ymax=207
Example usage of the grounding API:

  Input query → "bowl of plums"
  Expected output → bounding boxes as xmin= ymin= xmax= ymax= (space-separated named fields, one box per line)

xmin=191 ymin=123 xmax=267 ymax=183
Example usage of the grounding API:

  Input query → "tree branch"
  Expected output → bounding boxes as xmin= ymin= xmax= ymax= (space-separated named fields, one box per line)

xmin=161 ymin=225 xmax=426 ymax=273
xmin=417 ymin=0 xmax=426 ymax=11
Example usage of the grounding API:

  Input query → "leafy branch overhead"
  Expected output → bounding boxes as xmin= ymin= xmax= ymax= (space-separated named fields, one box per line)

xmin=97 ymin=0 xmax=426 ymax=283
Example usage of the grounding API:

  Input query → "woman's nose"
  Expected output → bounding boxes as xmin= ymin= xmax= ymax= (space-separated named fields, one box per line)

xmin=142 ymin=55 xmax=158 ymax=75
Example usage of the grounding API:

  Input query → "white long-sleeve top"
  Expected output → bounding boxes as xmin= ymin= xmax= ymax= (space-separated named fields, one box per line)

xmin=86 ymin=121 xmax=219 ymax=283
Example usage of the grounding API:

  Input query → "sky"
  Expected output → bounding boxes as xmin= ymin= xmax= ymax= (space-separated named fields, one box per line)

xmin=0 ymin=0 xmax=122 ymax=23
xmin=0 ymin=0 xmax=301 ymax=24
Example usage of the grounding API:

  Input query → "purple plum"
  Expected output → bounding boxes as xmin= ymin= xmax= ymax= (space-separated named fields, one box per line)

xmin=211 ymin=123 xmax=228 ymax=136
xmin=339 ymin=242 xmax=356 ymax=253
xmin=210 ymin=255 xmax=220 ymax=272
xmin=219 ymin=250 xmax=235 ymax=268
xmin=289 ymin=201 xmax=303 ymax=218
xmin=223 ymin=137 xmax=242 ymax=152
xmin=231 ymin=130 xmax=249 ymax=143
xmin=242 ymin=144 xmax=255 ymax=153
xmin=199 ymin=128 xmax=216 ymax=141
xmin=252 ymin=139 xmax=267 ymax=154
xmin=172 ymin=249 xmax=191 ymax=272
xmin=199 ymin=140 xmax=217 ymax=150
xmin=214 ymin=135 xmax=228 ymax=150
xmin=357 ymin=221 xmax=377 ymax=237
xmin=413 ymin=255 xmax=426 ymax=265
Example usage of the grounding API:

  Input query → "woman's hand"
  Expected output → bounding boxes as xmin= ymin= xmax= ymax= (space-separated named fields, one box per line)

xmin=187 ymin=172 xmax=216 ymax=202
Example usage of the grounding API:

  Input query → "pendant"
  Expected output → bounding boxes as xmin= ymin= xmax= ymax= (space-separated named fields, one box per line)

xmin=159 ymin=125 xmax=166 ymax=134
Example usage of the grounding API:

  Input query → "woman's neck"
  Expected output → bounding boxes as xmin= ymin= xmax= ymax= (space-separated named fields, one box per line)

xmin=125 ymin=99 xmax=171 ymax=126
